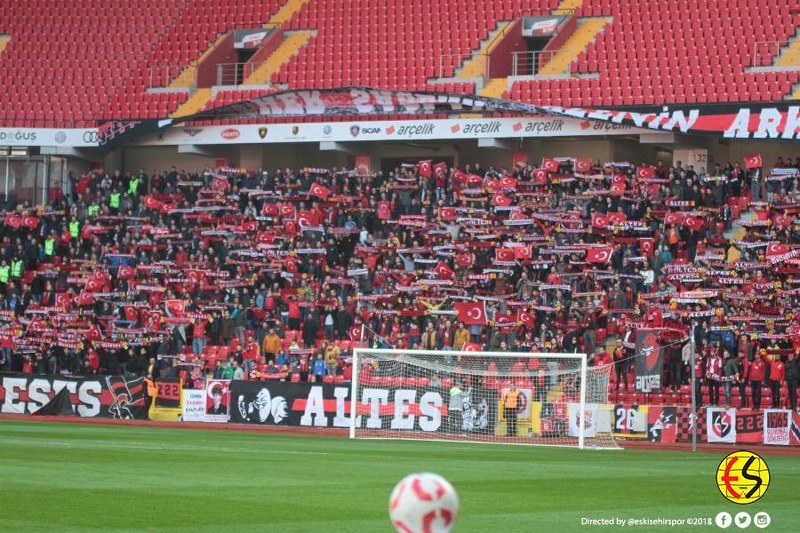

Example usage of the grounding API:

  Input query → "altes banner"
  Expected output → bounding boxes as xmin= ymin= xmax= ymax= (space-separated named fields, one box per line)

xmin=0 ymin=374 xmax=147 ymax=419
xmin=229 ymin=380 xmax=489 ymax=432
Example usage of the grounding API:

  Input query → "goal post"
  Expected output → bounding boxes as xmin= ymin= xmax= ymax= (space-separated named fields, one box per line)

xmin=349 ymin=348 xmax=618 ymax=449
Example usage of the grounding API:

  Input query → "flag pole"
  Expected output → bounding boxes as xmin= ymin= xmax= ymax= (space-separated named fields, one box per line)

xmin=689 ymin=325 xmax=697 ymax=453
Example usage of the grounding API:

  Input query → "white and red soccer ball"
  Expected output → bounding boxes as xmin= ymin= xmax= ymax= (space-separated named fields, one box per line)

xmin=389 ymin=472 xmax=459 ymax=533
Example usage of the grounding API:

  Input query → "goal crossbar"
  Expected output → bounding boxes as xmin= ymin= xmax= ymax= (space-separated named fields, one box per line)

xmin=350 ymin=348 xmax=614 ymax=449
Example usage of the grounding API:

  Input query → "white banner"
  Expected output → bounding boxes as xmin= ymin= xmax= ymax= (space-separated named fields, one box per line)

xmin=763 ymin=409 xmax=791 ymax=446
xmin=707 ymin=408 xmax=737 ymax=443
xmin=0 ymin=128 xmax=100 ymax=147
xmin=568 ymin=402 xmax=598 ymax=438
xmin=130 ymin=116 xmax=644 ymax=147
xmin=181 ymin=389 xmax=206 ymax=422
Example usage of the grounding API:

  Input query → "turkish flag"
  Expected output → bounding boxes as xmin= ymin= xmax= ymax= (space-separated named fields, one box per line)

xmin=455 ymin=252 xmax=474 ymax=269
xmin=495 ymin=248 xmax=515 ymax=262
xmin=455 ymin=301 xmax=488 ymax=325
xmin=185 ymin=269 xmax=205 ymax=283
xmin=639 ymin=238 xmax=655 ymax=257
xmin=607 ymin=211 xmax=627 ymax=225
xmin=142 ymin=310 xmax=163 ymax=331
xmin=239 ymin=220 xmax=258 ymax=232
xmin=542 ymin=158 xmax=559 ymax=173
xmin=683 ymin=215 xmax=704 ymax=232
xmin=485 ymin=178 xmax=500 ymax=192
xmin=433 ymin=261 xmax=454 ymax=280
xmin=592 ymin=213 xmax=609 ymax=228
xmin=284 ymin=219 xmax=299 ymax=235
xmin=637 ymin=166 xmax=655 ymax=179
xmin=664 ymin=212 xmax=687 ymax=225
xmin=117 ymin=265 xmax=135 ymax=280
xmin=279 ymin=203 xmax=296 ymax=219
xmin=4 ymin=214 xmax=21 ymax=229
xmin=466 ymin=173 xmax=483 ymax=187
xmin=492 ymin=193 xmax=512 ymax=206
xmin=451 ymin=168 xmax=467 ymax=185
xmin=418 ymin=160 xmax=432 ymax=178
xmin=575 ymin=158 xmax=592 ymax=173
xmin=513 ymin=245 xmax=532 ymax=260
xmin=257 ymin=231 xmax=274 ymax=244
xmin=85 ymin=324 xmax=102 ymax=342
xmin=500 ymin=175 xmax=518 ymax=190
xmin=377 ymin=201 xmax=392 ymax=220
xmin=212 ymin=176 xmax=230 ymax=191
xmin=160 ymin=203 xmax=174 ymax=215
xmin=309 ymin=182 xmax=331 ymax=200
xmin=21 ymin=216 xmax=39 ymax=229
xmin=297 ymin=210 xmax=321 ymax=228
xmin=53 ymin=292 xmax=71 ymax=310
xmin=348 ymin=325 xmax=364 ymax=342
xmin=85 ymin=278 xmax=103 ymax=292
xmin=166 ymin=300 xmax=186 ymax=317
xmin=773 ymin=214 xmax=792 ymax=229
xmin=143 ymin=195 xmax=163 ymax=210
xmin=744 ymin=154 xmax=763 ymax=170
xmin=433 ymin=162 xmax=447 ymax=176
xmin=76 ymin=292 xmax=95 ymax=307
xmin=439 ymin=207 xmax=457 ymax=221
xmin=766 ymin=242 xmax=790 ymax=257
xmin=586 ymin=247 xmax=613 ymax=263
xmin=463 ymin=342 xmax=482 ymax=352
xmin=124 ymin=306 xmax=139 ymax=322
xmin=517 ymin=309 xmax=535 ymax=328
xmin=533 ymin=168 xmax=548 ymax=184
xmin=261 ymin=203 xmax=279 ymax=217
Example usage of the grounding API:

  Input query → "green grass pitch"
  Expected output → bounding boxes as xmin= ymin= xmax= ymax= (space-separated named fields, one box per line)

xmin=0 ymin=420 xmax=798 ymax=532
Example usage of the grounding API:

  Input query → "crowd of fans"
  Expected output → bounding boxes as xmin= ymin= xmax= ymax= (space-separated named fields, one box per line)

xmin=0 ymin=154 xmax=799 ymax=412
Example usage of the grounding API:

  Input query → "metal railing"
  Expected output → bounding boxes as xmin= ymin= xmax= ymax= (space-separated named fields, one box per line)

xmin=752 ymin=40 xmax=785 ymax=67
xmin=216 ymin=62 xmax=257 ymax=86
xmin=438 ymin=53 xmax=490 ymax=80
xmin=147 ymin=64 xmax=190 ymax=88
xmin=511 ymin=50 xmax=569 ymax=76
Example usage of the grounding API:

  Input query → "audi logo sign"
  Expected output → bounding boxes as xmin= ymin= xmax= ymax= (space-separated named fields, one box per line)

xmin=83 ymin=131 xmax=101 ymax=143
xmin=221 ymin=128 xmax=241 ymax=140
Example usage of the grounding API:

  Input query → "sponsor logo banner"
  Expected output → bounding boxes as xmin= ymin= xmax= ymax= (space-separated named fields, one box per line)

xmin=128 ymin=117 xmax=641 ymax=146
xmin=0 ymin=374 xmax=146 ymax=418
xmin=707 ymin=407 xmax=737 ymax=443
xmin=763 ymin=409 xmax=791 ymax=446
xmin=0 ymin=128 xmax=100 ymax=147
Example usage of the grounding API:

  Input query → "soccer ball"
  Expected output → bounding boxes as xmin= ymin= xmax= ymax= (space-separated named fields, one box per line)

xmin=388 ymin=472 xmax=459 ymax=533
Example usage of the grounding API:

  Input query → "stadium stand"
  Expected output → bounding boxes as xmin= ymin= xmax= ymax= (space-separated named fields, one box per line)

xmin=3 ymin=0 xmax=800 ymax=126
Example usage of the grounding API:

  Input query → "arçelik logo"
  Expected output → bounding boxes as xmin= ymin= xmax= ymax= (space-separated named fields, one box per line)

xmin=716 ymin=450 xmax=770 ymax=505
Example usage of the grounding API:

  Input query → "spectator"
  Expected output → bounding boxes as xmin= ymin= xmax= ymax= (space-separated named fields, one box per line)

xmin=749 ymin=353 xmax=767 ymax=410
xmin=786 ymin=351 xmax=800 ymax=412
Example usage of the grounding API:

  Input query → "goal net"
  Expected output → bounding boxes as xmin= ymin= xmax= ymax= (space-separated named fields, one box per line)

xmin=350 ymin=348 xmax=618 ymax=449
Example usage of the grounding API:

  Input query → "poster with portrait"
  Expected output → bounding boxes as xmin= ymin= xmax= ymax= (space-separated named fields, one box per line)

xmin=205 ymin=379 xmax=231 ymax=423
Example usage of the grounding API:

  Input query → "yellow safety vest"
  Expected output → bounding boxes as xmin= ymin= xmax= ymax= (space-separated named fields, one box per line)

xmin=44 ymin=238 xmax=55 ymax=256
xmin=10 ymin=259 xmax=23 ymax=278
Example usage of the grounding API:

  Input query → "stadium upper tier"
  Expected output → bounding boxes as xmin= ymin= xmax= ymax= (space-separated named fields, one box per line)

xmin=1 ymin=0 xmax=799 ymax=127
